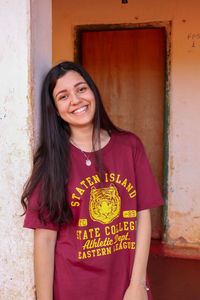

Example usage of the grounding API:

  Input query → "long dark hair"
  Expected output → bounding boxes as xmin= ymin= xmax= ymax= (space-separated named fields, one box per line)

xmin=21 ymin=61 xmax=119 ymax=225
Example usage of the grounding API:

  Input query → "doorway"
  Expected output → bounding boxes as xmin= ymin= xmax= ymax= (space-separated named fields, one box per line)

xmin=78 ymin=27 xmax=166 ymax=239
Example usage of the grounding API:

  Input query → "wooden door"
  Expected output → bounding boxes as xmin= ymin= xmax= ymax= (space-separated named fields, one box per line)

xmin=81 ymin=28 xmax=165 ymax=239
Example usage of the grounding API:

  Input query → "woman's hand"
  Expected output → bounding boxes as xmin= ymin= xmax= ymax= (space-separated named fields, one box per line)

xmin=123 ymin=283 xmax=148 ymax=300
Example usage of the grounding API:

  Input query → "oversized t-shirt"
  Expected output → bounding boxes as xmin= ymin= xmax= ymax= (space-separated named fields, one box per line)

xmin=24 ymin=131 xmax=163 ymax=300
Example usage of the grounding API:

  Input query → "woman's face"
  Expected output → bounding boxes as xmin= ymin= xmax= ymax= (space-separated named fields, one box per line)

xmin=53 ymin=70 xmax=96 ymax=131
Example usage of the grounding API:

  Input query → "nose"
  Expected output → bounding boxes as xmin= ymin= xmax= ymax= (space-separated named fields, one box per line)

xmin=69 ymin=91 xmax=81 ymax=105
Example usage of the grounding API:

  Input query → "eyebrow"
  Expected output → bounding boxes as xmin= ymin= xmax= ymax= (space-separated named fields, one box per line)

xmin=55 ymin=81 xmax=87 ymax=98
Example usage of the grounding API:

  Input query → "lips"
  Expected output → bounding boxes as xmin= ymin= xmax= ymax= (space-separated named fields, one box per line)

xmin=72 ymin=105 xmax=88 ymax=114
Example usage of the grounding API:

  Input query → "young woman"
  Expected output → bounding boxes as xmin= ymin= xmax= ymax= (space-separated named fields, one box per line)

xmin=21 ymin=61 xmax=163 ymax=300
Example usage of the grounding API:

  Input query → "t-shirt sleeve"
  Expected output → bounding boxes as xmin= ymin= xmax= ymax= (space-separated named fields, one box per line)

xmin=23 ymin=183 xmax=59 ymax=231
xmin=134 ymin=137 xmax=164 ymax=211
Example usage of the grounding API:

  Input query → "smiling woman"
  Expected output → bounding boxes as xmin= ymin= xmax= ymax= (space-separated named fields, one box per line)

xmin=21 ymin=61 xmax=163 ymax=300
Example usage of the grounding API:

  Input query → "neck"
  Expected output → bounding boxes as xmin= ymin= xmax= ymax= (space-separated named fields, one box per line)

xmin=70 ymin=126 xmax=110 ymax=153
xmin=70 ymin=125 xmax=95 ymax=151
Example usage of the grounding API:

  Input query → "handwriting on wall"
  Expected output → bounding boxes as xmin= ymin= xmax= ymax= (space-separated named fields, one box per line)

xmin=187 ymin=33 xmax=200 ymax=48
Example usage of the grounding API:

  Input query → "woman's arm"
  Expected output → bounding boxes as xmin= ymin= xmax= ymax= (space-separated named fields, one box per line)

xmin=34 ymin=228 xmax=57 ymax=300
xmin=123 ymin=209 xmax=151 ymax=300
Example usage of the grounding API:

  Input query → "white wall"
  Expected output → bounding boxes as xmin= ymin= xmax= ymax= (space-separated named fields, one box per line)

xmin=0 ymin=0 xmax=52 ymax=298
xmin=0 ymin=1 xmax=33 ymax=298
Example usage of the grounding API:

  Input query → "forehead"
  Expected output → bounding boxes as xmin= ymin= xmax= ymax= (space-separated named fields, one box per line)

xmin=53 ymin=70 xmax=86 ymax=95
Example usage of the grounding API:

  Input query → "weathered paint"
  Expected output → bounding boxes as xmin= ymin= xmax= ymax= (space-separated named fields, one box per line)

xmin=0 ymin=0 xmax=52 ymax=298
xmin=52 ymin=0 xmax=200 ymax=254
xmin=74 ymin=21 xmax=170 ymax=63
xmin=0 ymin=1 xmax=34 ymax=298
xmin=162 ymin=34 xmax=171 ymax=240
xmin=150 ymin=239 xmax=200 ymax=260
xmin=30 ymin=0 xmax=52 ymax=149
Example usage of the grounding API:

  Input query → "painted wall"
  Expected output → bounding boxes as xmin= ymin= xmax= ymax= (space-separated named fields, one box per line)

xmin=0 ymin=0 xmax=52 ymax=298
xmin=0 ymin=1 xmax=34 ymax=298
xmin=52 ymin=0 xmax=200 ymax=252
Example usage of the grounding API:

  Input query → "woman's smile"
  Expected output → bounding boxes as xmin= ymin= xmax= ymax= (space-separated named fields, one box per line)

xmin=71 ymin=105 xmax=89 ymax=115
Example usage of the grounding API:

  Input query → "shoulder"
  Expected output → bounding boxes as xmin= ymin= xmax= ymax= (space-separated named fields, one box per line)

xmin=112 ymin=130 xmax=144 ymax=150
xmin=111 ymin=130 xmax=146 ymax=162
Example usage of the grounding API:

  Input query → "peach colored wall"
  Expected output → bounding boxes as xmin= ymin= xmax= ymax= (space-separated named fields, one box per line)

xmin=52 ymin=0 xmax=200 ymax=251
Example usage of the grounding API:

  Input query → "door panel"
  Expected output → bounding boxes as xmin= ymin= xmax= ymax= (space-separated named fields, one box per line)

xmin=81 ymin=29 xmax=165 ymax=238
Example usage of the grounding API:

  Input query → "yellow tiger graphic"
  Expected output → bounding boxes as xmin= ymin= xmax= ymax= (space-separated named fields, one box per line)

xmin=89 ymin=183 xmax=121 ymax=224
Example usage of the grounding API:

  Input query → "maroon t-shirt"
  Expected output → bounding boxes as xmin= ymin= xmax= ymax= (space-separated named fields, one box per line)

xmin=24 ymin=131 xmax=163 ymax=300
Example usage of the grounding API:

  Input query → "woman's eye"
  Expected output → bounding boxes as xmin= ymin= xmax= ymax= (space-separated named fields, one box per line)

xmin=59 ymin=95 xmax=68 ymax=100
xmin=79 ymin=86 xmax=87 ymax=92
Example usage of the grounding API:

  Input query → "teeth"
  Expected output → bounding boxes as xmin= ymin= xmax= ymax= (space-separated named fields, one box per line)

xmin=73 ymin=106 xmax=87 ymax=114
